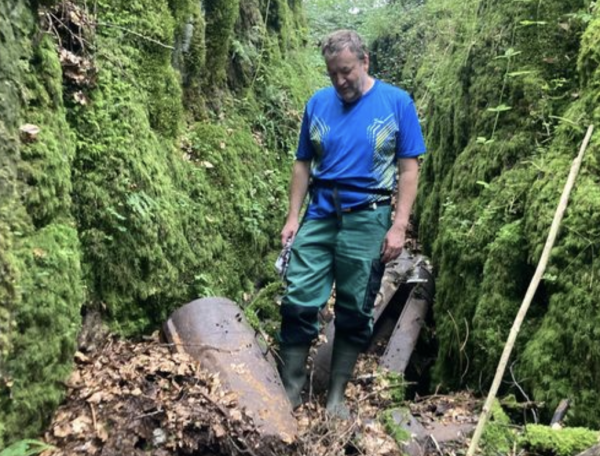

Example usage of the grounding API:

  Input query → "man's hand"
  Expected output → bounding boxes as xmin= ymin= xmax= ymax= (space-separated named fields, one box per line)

xmin=380 ymin=224 xmax=406 ymax=264
xmin=380 ymin=157 xmax=419 ymax=264
xmin=281 ymin=218 xmax=299 ymax=247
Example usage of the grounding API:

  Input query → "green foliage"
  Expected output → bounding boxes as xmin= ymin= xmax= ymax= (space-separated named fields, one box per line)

xmin=369 ymin=0 xmax=600 ymax=427
xmin=0 ymin=440 xmax=55 ymax=456
xmin=0 ymin=0 xmax=320 ymax=446
xmin=519 ymin=424 xmax=599 ymax=456
xmin=243 ymin=280 xmax=284 ymax=338
xmin=1 ymin=224 xmax=84 ymax=444
xmin=481 ymin=400 xmax=518 ymax=455
xmin=380 ymin=408 xmax=412 ymax=446
xmin=204 ymin=0 xmax=241 ymax=86
xmin=303 ymin=0 xmax=389 ymax=43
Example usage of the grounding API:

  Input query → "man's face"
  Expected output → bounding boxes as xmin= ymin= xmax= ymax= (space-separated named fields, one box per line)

xmin=325 ymin=47 xmax=369 ymax=103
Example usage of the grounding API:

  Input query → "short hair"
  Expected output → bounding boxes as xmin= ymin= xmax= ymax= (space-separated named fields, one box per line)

xmin=321 ymin=29 xmax=368 ymax=62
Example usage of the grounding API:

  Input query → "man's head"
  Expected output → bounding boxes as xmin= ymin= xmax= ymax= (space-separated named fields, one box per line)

xmin=321 ymin=30 xmax=371 ymax=103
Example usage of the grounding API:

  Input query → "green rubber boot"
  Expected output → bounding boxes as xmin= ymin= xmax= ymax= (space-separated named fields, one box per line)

xmin=326 ymin=336 xmax=362 ymax=419
xmin=278 ymin=344 xmax=310 ymax=409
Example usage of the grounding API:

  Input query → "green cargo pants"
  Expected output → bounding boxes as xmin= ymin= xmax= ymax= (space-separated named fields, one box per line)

xmin=280 ymin=204 xmax=391 ymax=348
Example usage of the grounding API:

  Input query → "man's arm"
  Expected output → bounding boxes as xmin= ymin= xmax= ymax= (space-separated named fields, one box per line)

xmin=380 ymin=157 xmax=419 ymax=263
xmin=280 ymin=160 xmax=311 ymax=246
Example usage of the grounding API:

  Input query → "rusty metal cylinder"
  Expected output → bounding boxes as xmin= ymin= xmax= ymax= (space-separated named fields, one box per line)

xmin=163 ymin=297 xmax=297 ymax=443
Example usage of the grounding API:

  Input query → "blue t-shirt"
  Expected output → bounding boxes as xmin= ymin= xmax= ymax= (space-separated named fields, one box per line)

xmin=296 ymin=79 xmax=426 ymax=219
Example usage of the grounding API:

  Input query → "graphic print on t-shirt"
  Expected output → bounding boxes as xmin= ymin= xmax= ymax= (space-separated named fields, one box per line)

xmin=309 ymin=116 xmax=329 ymax=164
xmin=368 ymin=113 xmax=397 ymax=192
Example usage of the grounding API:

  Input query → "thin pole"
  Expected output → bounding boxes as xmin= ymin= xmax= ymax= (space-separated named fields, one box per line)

xmin=466 ymin=124 xmax=595 ymax=456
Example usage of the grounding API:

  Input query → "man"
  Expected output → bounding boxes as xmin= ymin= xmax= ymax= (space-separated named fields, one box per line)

xmin=278 ymin=29 xmax=426 ymax=418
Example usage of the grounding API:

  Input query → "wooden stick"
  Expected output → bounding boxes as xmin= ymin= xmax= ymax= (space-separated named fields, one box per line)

xmin=466 ymin=124 xmax=595 ymax=456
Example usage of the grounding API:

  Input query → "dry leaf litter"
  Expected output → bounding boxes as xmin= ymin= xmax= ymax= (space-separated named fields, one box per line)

xmin=41 ymin=331 xmax=480 ymax=456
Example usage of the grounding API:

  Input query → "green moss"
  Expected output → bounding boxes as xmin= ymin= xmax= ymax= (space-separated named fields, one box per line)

xmin=372 ymin=0 xmax=600 ymax=426
xmin=264 ymin=0 xmax=295 ymax=52
xmin=243 ymin=280 xmax=284 ymax=338
xmin=96 ymin=0 xmax=183 ymax=138
xmin=179 ymin=2 xmax=207 ymax=116
xmin=380 ymin=408 xmax=412 ymax=446
xmin=481 ymin=400 xmax=517 ymax=455
xmin=70 ymin=60 xmax=194 ymax=333
xmin=1 ymin=0 xmax=84 ymax=447
xmin=0 ymin=223 xmax=84 ymax=444
xmin=204 ymin=0 xmax=241 ymax=86
xmin=577 ymin=13 xmax=600 ymax=86
xmin=0 ymin=0 xmax=30 ymax=380
xmin=66 ymin=0 xmax=317 ymax=336
xmin=519 ymin=425 xmax=599 ymax=456
xmin=19 ymin=36 xmax=76 ymax=227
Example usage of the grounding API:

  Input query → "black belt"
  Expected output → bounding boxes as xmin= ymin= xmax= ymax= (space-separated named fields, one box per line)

xmin=310 ymin=177 xmax=393 ymax=196
xmin=310 ymin=178 xmax=393 ymax=227
xmin=342 ymin=198 xmax=391 ymax=213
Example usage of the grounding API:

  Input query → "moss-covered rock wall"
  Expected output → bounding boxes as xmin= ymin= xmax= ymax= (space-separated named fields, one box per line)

xmin=1 ymin=0 xmax=85 ymax=442
xmin=0 ymin=0 xmax=318 ymax=446
xmin=371 ymin=0 xmax=600 ymax=426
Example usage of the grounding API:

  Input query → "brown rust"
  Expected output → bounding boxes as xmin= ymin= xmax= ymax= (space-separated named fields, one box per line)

xmin=163 ymin=297 xmax=297 ymax=442
xmin=380 ymin=265 xmax=434 ymax=374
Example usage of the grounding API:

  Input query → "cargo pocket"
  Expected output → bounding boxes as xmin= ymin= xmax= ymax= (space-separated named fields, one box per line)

xmin=362 ymin=259 xmax=385 ymax=314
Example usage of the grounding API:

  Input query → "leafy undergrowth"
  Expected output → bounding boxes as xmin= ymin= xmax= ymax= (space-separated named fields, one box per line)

xmin=39 ymin=334 xmax=401 ymax=456
xmin=36 ymin=332 xmax=600 ymax=456
xmin=42 ymin=334 xmax=294 ymax=456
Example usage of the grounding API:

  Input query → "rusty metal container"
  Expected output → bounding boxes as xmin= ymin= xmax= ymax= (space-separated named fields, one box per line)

xmin=163 ymin=297 xmax=297 ymax=442
xmin=380 ymin=265 xmax=434 ymax=373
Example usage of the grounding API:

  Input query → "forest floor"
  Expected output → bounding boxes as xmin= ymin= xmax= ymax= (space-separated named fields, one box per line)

xmin=40 ymin=331 xmax=480 ymax=456
xmin=39 ymin=226 xmax=482 ymax=456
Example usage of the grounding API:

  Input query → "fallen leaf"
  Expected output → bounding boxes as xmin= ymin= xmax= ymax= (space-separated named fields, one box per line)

xmin=53 ymin=423 xmax=71 ymax=438
xmin=87 ymin=391 xmax=111 ymax=403
xmin=230 ymin=409 xmax=243 ymax=422
xmin=74 ymin=351 xmax=90 ymax=363
xmin=97 ymin=423 xmax=109 ymax=442
xmin=69 ymin=10 xmax=83 ymax=27
xmin=71 ymin=414 xmax=92 ymax=435
xmin=213 ymin=423 xmax=226 ymax=438
xmin=558 ymin=22 xmax=570 ymax=31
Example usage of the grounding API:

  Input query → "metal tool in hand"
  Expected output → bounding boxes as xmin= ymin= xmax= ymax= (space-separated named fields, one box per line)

xmin=275 ymin=238 xmax=292 ymax=279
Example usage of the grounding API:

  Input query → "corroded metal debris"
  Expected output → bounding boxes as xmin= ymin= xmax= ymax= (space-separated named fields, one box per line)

xmin=389 ymin=396 xmax=477 ymax=456
xmin=380 ymin=264 xmax=434 ymax=373
xmin=43 ymin=335 xmax=292 ymax=456
xmin=162 ymin=297 xmax=297 ymax=443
